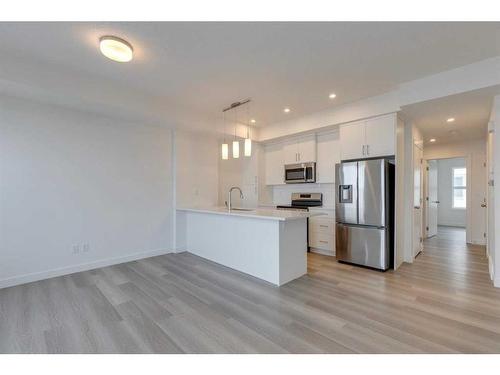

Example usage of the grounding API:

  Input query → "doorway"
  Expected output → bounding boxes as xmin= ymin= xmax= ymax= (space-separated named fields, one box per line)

xmin=424 ymin=157 xmax=471 ymax=244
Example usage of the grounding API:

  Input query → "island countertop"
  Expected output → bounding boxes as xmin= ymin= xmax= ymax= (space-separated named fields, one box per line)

xmin=176 ymin=206 xmax=325 ymax=221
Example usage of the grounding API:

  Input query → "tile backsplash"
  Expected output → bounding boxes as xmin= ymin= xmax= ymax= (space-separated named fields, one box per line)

xmin=272 ymin=183 xmax=335 ymax=208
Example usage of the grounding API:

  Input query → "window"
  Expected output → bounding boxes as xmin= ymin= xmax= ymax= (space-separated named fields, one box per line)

xmin=452 ymin=167 xmax=466 ymax=209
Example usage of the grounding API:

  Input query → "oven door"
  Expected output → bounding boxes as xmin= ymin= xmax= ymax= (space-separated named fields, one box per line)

xmin=285 ymin=164 xmax=306 ymax=183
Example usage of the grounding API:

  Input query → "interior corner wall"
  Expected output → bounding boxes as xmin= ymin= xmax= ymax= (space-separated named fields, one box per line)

xmin=492 ymin=95 xmax=500 ymax=287
xmin=174 ymin=129 xmax=219 ymax=252
xmin=0 ymin=95 xmax=174 ymax=289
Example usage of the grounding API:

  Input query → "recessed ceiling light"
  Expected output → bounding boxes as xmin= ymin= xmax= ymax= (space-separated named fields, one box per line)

xmin=99 ymin=36 xmax=133 ymax=62
xmin=430 ymin=138 xmax=436 ymax=143
xmin=283 ymin=108 xmax=291 ymax=113
xmin=329 ymin=93 xmax=337 ymax=99
xmin=446 ymin=118 xmax=455 ymax=123
xmin=250 ymin=119 xmax=256 ymax=124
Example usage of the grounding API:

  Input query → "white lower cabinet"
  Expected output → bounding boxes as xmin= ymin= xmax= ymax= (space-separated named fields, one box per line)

xmin=308 ymin=210 xmax=335 ymax=256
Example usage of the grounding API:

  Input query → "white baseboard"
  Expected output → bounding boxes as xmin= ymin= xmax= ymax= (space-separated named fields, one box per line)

xmin=488 ymin=254 xmax=494 ymax=281
xmin=309 ymin=247 xmax=335 ymax=257
xmin=0 ymin=247 xmax=174 ymax=290
xmin=174 ymin=245 xmax=187 ymax=253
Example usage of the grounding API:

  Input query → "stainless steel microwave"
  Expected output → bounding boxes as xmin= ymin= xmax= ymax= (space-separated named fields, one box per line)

xmin=284 ymin=162 xmax=316 ymax=184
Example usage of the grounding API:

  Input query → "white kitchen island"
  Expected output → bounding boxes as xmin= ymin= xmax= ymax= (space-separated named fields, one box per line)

xmin=176 ymin=207 xmax=323 ymax=286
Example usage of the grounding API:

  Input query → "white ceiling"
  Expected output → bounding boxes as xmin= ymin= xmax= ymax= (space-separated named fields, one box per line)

xmin=401 ymin=86 xmax=500 ymax=145
xmin=0 ymin=22 xmax=499 ymax=128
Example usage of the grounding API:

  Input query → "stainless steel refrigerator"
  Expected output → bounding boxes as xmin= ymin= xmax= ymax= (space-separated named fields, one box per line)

xmin=335 ymin=158 xmax=395 ymax=270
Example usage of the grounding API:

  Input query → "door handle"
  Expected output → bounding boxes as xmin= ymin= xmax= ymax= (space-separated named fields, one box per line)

xmin=432 ymin=200 xmax=440 ymax=204
xmin=481 ymin=203 xmax=487 ymax=208
xmin=414 ymin=206 xmax=420 ymax=209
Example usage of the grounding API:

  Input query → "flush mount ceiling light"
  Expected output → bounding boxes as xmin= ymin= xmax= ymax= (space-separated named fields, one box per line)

xmin=446 ymin=117 xmax=455 ymax=123
xmin=283 ymin=108 xmax=291 ymax=113
xmin=99 ymin=36 xmax=133 ymax=62
xmin=329 ymin=93 xmax=337 ymax=99
xmin=430 ymin=138 xmax=436 ymax=143
xmin=250 ymin=119 xmax=256 ymax=124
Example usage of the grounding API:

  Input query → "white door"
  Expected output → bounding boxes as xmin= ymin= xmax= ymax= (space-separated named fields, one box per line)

xmin=364 ymin=114 xmax=396 ymax=158
xmin=297 ymin=135 xmax=317 ymax=162
xmin=413 ymin=143 xmax=423 ymax=257
xmin=477 ymin=153 xmax=487 ymax=245
xmin=283 ymin=139 xmax=299 ymax=165
xmin=426 ymin=159 xmax=438 ymax=237
xmin=339 ymin=121 xmax=365 ymax=160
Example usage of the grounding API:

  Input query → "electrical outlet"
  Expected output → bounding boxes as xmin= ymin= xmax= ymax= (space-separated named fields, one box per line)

xmin=82 ymin=243 xmax=90 ymax=253
xmin=72 ymin=244 xmax=80 ymax=254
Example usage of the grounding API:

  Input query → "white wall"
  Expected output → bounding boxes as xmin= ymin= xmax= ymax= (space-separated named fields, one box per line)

xmin=436 ymin=158 xmax=467 ymax=227
xmin=424 ymin=138 xmax=487 ymax=245
xmin=490 ymin=95 xmax=500 ymax=287
xmin=0 ymin=95 xmax=174 ymax=288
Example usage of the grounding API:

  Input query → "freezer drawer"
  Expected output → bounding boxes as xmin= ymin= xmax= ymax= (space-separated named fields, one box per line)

xmin=336 ymin=223 xmax=390 ymax=270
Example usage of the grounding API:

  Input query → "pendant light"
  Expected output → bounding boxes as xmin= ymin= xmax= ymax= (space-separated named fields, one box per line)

xmin=244 ymin=101 xmax=252 ymax=157
xmin=221 ymin=111 xmax=228 ymax=160
xmin=232 ymin=106 xmax=240 ymax=158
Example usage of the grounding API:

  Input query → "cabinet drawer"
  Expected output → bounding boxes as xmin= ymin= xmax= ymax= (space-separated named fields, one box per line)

xmin=309 ymin=217 xmax=335 ymax=234
xmin=309 ymin=231 xmax=334 ymax=251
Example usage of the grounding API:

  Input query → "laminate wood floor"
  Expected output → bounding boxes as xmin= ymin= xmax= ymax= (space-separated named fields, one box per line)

xmin=1 ymin=226 xmax=499 ymax=353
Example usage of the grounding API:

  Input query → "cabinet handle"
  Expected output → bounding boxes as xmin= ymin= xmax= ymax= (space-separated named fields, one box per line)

xmin=362 ymin=145 xmax=365 ymax=156
xmin=366 ymin=144 xmax=370 ymax=155
xmin=319 ymin=240 xmax=328 ymax=244
xmin=319 ymin=225 xmax=328 ymax=228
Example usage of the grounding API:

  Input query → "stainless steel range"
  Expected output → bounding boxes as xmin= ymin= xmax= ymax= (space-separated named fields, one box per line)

xmin=277 ymin=193 xmax=323 ymax=252
xmin=276 ymin=193 xmax=323 ymax=211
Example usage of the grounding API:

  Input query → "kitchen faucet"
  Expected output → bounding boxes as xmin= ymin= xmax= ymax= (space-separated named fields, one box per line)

xmin=227 ymin=186 xmax=244 ymax=211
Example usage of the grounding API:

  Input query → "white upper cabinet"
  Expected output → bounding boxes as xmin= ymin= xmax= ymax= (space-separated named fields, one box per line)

xmin=297 ymin=135 xmax=317 ymax=163
xmin=364 ymin=114 xmax=396 ymax=158
xmin=283 ymin=139 xmax=299 ymax=165
xmin=339 ymin=120 xmax=366 ymax=161
xmin=339 ymin=114 xmax=396 ymax=160
xmin=316 ymin=131 xmax=340 ymax=184
xmin=283 ymin=135 xmax=317 ymax=164
xmin=264 ymin=142 xmax=284 ymax=185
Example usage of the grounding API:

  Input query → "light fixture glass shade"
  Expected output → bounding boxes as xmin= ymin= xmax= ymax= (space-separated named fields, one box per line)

xmin=232 ymin=140 xmax=240 ymax=158
xmin=221 ymin=143 xmax=229 ymax=160
xmin=100 ymin=36 xmax=133 ymax=62
xmin=244 ymin=138 xmax=252 ymax=157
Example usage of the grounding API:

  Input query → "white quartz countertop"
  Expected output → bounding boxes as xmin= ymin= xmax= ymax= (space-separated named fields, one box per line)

xmin=176 ymin=206 xmax=326 ymax=221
